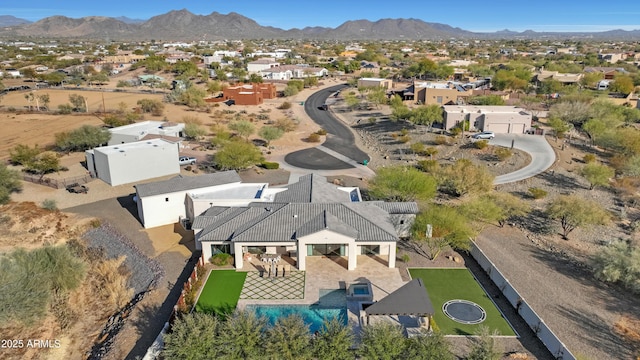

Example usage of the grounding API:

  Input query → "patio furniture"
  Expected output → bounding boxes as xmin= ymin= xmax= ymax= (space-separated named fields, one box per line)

xmin=283 ymin=264 xmax=291 ymax=277
xmin=261 ymin=254 xmax=281 ymax=279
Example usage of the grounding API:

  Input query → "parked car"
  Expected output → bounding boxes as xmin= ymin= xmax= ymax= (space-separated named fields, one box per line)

xmin=66 ymin=183 xmax=88 ymax=194
xmin=472 ymin=131 xmax=495 ymax=139
xmin=179 ymin=156 xmax=197 ymax=166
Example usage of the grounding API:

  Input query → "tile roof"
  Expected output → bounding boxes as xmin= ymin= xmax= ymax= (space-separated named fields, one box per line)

xmin=273 ymin=174 xmax=351 ymax=203
xmin=135 ymin=170 xmax=241 ymax=198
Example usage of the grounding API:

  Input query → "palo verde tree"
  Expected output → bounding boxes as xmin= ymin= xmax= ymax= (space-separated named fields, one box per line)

xmin=228 ymin=120 xmax=255 ymax=141
xmin=461 ymin=192 xmax=530 ymax=229
xmin=215 ymin=141 xmax=263 ymax=170
xmin=546 ymin=195 xmax=610 ymax=239
xmin=411 ymin=204 xmax=476 ymax=260
xmin=258 ymin=126 xmax=284 ymax=147
xmin=580 ymin=163 xmax=615 ymax=190
xmin=55 ymin=125 xmax=111 ymax=152
xmin=367 ymin=166 xmax=437 ymax=202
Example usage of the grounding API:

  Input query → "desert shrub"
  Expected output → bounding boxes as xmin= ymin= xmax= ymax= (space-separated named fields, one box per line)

xmin=9 ymin=144 xmax=41 ymax=165
xmin=450 ymin=127 xmax=462 ymax=136
xmin=92 ymin=256 xmax=134 ymax=311
xmin=583 ymin=153 xmax=597 ymax=163
xmin=89 ymin=219 xmax=102 ymax=228
xmin=260 ymin=161 xmax=280 ymax=170
xmin=316 ymin=128 xmax=327 ymax=135
xmin=424 ymin=147 xmax=438 ymax=159
xmin=418 ymin=160 xmax=440 ymax=173
xmin=278 ymin=101 xmax=292 ymax=110
xmin=137 ymin=98 xmax=164 ymax=116
xmin=368 ymin=117 xmax=377 ymax=124
xmin=401 ymin=254 xmax=410 ymax=263
xmin=495 ymin=147 xmax=513 ymax=161
xmin=57 ymin=103 xmax=73 ymax=114
xmin=434 ymin=135 xmax=449 ymax=145
xmin=42 ymin=199 xmax=57 ymax=211
xmin=437 ymin=159 xmax=494 ymax=197
xmin=183 ymin=123 xmax=207 ymax=140
xmin=274 ymin=117 xmax=297 ymax=132
xmin=474 ymin=140 xmax=489 ymax=149
xmin=410 ymin=142 xmax=425 ymax=155
xmin=210 ymin=253 xmax=233 ymax=266
xmin=398 ymin=135 xmax=411 ymax=143
xmin=308 ymin=133 xmax=321 ymax=142
xmin=593 ymin=240 xmax=640 ymax=294
xmin=528 ymin=187 xmax=548 ymax=199
xmin=400 ymin=128 xmax=409 ymax=136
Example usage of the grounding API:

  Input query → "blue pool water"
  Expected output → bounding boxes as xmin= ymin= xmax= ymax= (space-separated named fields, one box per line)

xmin=353 ymin=285 xmax=370 ymax=295
xmin=247 ymin=289 xmax=347 ymax=333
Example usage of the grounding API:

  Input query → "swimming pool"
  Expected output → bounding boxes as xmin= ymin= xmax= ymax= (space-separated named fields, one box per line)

xmin=246 ymin=289 xmax=347 ymax=333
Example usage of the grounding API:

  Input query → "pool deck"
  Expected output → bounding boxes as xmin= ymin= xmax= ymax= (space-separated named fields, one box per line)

xmin=236 ymin=255 xmax=409 ymax=336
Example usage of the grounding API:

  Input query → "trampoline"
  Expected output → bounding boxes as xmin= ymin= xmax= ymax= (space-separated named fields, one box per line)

xmin=442 ymin=299 xmax=486 ymax=324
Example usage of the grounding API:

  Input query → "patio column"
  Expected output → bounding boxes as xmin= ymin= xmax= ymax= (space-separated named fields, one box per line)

xmin=233 ymin=242 xmax=243 ymax=269
xmin=347 ymin=243 xmax=357 ymax=270
xmin=388 ymin=243 xmax=396 ymax=269
xmin=297 ymin=241 xmax=306 ymax=270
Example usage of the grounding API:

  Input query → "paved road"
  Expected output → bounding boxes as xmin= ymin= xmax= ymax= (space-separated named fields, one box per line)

xmin=284 ymin=84 xmax=370 ymax=170
xmin=492 ymin=134 xmax=556 ymax=185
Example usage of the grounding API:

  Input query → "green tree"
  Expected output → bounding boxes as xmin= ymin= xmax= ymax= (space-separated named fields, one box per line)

xmin=55 ymin=125 xmax=111 ymax=152
xmin=25 ymin=151 xmax=60 ymax=179
xmin=437 ymin=159 xmax=494 ymax=197
xmin=183 ymin=123 xmax=207 ymax=140
xmin=173 ymin=61 xmax=199 ymax=78
xmin=258 ymin=126 xmax=284 ymax=146
xmin=581 ymin=72 xmax=604 ymax=89
xmin=547 ymin=117 xmax=572 ymax=138
xmin=404 ymin=331 xmax=454 ymax=360
xmin=467 ymin=95 xmax=505 ymax=106
xmin=162 ymin=313 xmax=223 ymax=360
xmin=549 ymin=100 xmax=591 ymax=126
xmin=366 ymin=86 xmax=387 ymax=109
xmin=368 ymin=166 xmax=437 ymax=202
xmin=462 ymin=193 xmax=529 ymax=229
xmin=610 ymin=74 xmax=635 ymax=94
xmin=220 ymin=310 xmax=266 ymax=359
xmin=265 ymin=315 xmax=312 ymax=360
xmin=229 ymin=120 xmax=255 ymax=141
xmin=467 ymin=326 xmax=502 ymax=360
xmin=137 ymin=98 xmax=164 ymax=116
xmin=581 ymin=163 xmax=615 ymax=190
xmin=215 ymin=141 xmax=263 ymax=170
xmin=68 ymin=93 xmax=88 ymax=112
xmin=9 ymin=144 xmax=41 ymax=165
xmin=409 ymin=104 xmax=443 ymax=129
xmin=312 ymin=317 xmax=354 ymax=360
xmin=343 ymin=92 xmax=361 ymax=111
xmin=593 ymin=240 xmax=640 ymax=294
xmin=358 ymin=322 xmax=406 ymax=360
xmin=547 ymin=195 xmax=610 ymax=239
xmin=179 ymin=86 xmax=206 ymax=108
xmin=412 ymin=205 xmax=476 ymax=260
xmin=0 ymin=163 xmax=22 ymax=204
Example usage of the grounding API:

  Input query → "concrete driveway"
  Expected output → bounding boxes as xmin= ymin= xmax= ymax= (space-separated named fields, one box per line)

xmin=284 ymin=84 xmax=370 ymax=170
xmin=492 ymin=134 xmax=556 ymax=184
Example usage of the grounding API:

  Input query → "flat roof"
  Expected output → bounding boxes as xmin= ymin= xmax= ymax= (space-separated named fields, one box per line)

xmin=191 ymin=183 xmax=267 ymax=200
xmin=95 ymin=138 xmax=174 ymax=155
xmin=359 ymin=77 xmax=387 ymax=82
xmin=109 ymin=121 xmax=184 ymax=135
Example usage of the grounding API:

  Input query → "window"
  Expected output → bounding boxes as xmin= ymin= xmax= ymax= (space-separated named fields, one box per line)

xmin=307 ymin=244 xmax=345 ymax=256
xmin=211 ymin=243 xmax=231 ymax=255
xmin=361 ymin=245 xmax=380 ymax=255
xmin=437 ymin=96 xmax=443 ymax=104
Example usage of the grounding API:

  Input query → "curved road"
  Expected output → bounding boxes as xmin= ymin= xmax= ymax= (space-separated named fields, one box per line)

xmin=492 ymin=134 xmax=556 ymax=184
xmin=285 ymin=84 xmax=370 ymax=170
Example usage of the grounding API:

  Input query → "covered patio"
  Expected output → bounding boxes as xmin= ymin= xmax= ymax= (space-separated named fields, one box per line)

xmin=363 ymin=278 xmax=435 ymax=335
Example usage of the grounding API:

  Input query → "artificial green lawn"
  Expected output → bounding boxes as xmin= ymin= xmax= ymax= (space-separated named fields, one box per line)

xmin=195 ymin=270 xmax=246 ymax=316
xmin=408 ymin=268 xmax=515 ymax=336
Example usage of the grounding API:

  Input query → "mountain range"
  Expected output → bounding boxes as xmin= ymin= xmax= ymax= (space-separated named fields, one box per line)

xmin=0 ymin=9 xmax=639 ymax=41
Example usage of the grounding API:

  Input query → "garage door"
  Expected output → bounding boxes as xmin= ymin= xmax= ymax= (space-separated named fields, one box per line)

xmin=510 ymin=123 xmax=525 ymax=134
xmin=485 ymin=123 xmax=509 ymax=133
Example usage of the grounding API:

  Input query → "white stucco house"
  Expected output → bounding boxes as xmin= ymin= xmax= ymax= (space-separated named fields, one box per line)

xmin=108 ymin=121 xmax=185 ymax=146
xmin=85 ymin=138 xmax=180 ymax=186
xmin=247 ymin=58 xmax=280 ymax=73
xmin=442 ymin=105 xmax=532 ymax=133
xmin=133 ymin=171 xmax=415 ymax=271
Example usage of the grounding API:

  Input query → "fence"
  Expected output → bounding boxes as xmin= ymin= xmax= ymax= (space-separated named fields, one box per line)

xmin=143 ymin=253 xmax=206 ymax=360
xmin=22 ymin=173 xmax=93 ymax=189
xmin=470 ymin=243 xmax=576 ymax=360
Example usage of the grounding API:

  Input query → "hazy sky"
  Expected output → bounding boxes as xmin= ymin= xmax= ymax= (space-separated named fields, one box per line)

xmin=6 ymin=1 xmax=640 ymax=32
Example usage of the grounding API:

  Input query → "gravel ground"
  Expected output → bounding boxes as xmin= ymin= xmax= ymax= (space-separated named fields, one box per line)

xmin=84 ymin=223 xmax=164 ymax=294
xmin=476 ymin=225 xmax=638 ymax=360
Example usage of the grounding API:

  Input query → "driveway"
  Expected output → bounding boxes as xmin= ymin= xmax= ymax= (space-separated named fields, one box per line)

xmin=492 ymin=134 xmax=556 ymax=185
xmin=284 ymin=84 xmax=370 ymax=170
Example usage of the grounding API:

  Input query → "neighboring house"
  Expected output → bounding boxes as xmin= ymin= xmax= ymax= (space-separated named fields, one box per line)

xmin=584 ymin=66 xmax=629 ymax=80
xmin=598 ymin=53 xmax=627 ymax=64
xmin=221 ymin=83 xmax=276 ymax=105
xmin=358 ymin=77 xmax=393 ymax=90
xmin=101 ymin=53 xmax=146 ymax=64
xmin=5 ymin=69 xmax=21 ymax=77
xmin=261 ymin=68 xmax=293 ymax=80
xmin=247 ymin=58 xmax=280 ymax=73
xmin=410 ymin=81 xmax=472 ymax=105
xmin=259 ymin=65 xmax=327 ymax=79
xmin=534 ymin=70 xmax=583 ymax=86
xmin=108 ymin=121 xmax=185 ymax=146
xmin=86 ymin=138 xmax=180 ymax=186
xmin=442 ymin=105 xmax=532 ymax=133
xmin=191 ymin=173 xmax=415 ymax=271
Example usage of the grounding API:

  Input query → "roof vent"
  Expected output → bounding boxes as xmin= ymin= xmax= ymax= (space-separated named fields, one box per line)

xmin=293 ymin=214 xmax=298 ymax=218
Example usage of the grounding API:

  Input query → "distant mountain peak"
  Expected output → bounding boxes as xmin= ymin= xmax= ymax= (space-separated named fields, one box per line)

xmin=0 ymin=15 xmax=32 ymax=27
